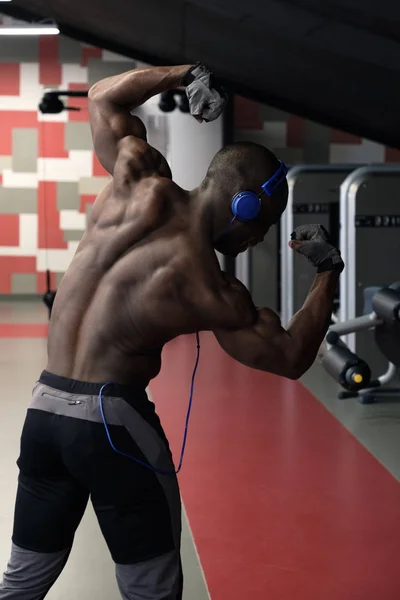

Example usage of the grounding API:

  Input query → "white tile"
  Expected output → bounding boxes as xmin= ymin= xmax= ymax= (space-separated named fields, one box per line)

xmin=38 ymin=152 xmax=92 ymax=182
xmin=20 ymin=214 xmax=38 ymax=254
xmin=20 ymin=63 xmax=40 ymax=95
xmin=38 ymin=111 xmax=68 ymax=123
xmin=60 ymin=209 xmax=86 ymax=230
xmin=2 ymin=170 xmax=38 ymax=189
xmin=36 ymin=242 xmax=79 ymax=271
xmin=61 ymin=64 xmax=89 ymax=86
xmin=69 ymin=151 xmax=93 ymax=175
xmin=0 ymin=246 xmax=36 ymax=257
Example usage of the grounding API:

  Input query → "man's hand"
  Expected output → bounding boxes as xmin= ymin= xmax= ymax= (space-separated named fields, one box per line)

xmin=183 ymin=63 xmax=227 ymax=123
xmin=289 ymin=224 xmax=344 ymax=273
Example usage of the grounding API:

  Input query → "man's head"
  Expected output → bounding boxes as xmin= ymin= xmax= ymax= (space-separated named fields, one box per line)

xmin=200 ymin=142 xmax=288 ymax=257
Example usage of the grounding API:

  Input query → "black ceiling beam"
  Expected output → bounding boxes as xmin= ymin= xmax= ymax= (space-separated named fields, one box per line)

xmin=279 ymin=0 xmax=400 ymax=43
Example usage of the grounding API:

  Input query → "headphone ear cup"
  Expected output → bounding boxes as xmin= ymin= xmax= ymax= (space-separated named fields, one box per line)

xmin=231 ymin=192 xmax=261 ymax=222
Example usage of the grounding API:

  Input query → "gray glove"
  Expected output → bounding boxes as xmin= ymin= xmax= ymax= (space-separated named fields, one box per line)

xmin=183 ymin=62 xmax=227 ymax=122
xmin=290 ymin=224 xmax=344 ymax=273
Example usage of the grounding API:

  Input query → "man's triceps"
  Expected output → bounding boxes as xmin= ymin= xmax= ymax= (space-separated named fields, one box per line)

xmin=214 ymin=307 xmax=297 ymax=377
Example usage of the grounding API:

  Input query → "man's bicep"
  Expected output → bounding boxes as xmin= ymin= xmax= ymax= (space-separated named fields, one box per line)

xmin=214 ymin=308 xmax=297 ymax=378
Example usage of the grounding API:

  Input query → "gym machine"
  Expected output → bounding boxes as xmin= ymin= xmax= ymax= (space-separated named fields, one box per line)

xmin=322 ymin=284 xmax=400 ymax=404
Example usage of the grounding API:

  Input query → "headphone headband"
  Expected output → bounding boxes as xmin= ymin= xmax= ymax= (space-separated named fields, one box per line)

xmin=261 ymin=160 xmax=288 ymax=197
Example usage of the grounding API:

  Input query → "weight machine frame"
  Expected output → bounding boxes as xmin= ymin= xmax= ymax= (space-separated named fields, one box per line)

xmin=339 ymin=164 xmax=400 ymax=351
xmin=326 ymin=307 xmax=400 ymax=404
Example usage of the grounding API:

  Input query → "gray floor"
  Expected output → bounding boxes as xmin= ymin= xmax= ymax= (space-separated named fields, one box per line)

xmin=301 ymin=362 xmax=400 ymax=481
xmin=0 ymin=301 xmax=209 ymax=599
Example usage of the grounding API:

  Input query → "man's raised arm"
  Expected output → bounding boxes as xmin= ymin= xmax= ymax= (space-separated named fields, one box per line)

xmin=88 ymin=65 xmax=193 ymax=174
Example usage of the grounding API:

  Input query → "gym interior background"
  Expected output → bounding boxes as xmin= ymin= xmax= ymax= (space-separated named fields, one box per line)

xmin=0 ymin=7 xmax=399 ymax=600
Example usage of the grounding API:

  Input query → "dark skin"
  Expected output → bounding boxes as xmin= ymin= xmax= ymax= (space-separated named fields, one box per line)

xmin=46 ymin=65 xmax=340 ymax=387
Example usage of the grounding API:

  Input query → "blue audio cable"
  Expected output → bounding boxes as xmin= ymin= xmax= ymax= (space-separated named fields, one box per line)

xmin=99 ymin=332 xmax=200 ymax=476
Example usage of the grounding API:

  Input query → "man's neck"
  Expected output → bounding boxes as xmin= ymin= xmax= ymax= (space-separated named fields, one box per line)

xmin=188 ymin=186 xmax=232 ymax=247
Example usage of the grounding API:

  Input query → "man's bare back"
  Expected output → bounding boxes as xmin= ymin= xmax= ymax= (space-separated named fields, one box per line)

xmin=48 ymin=169 xmax=231 ymax=387
xmin=47 ymin=62 xmax=342 ymax=388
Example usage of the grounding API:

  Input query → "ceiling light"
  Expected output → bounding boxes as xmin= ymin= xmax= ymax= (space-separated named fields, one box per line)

xmin=0 ymin=24 xmax=59 ymax=35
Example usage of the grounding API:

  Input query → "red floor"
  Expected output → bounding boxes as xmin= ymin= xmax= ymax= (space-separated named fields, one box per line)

xmin=151 ymin=332 xmax=400 ymax=600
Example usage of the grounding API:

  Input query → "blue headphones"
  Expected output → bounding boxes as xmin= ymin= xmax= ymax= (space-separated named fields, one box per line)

xmin=231 ymin=160 xmax=288 ymax=222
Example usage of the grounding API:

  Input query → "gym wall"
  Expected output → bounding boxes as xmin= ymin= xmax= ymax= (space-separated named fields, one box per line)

xmin=233 ymin=96 xmax=400 ymax=164
xmin=0 ymin=14 xmax=224 ymax=295
xmin=0 ymin=18 xmax=140 ymax=295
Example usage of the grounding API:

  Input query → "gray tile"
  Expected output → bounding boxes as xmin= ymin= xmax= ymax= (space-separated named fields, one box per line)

xmin=0 ymin=299 xmax=46 ymax=323
xmin=102 ymin=50 xmax=136 ymax=63
xmin=12 ymin=129 xmax=38 ymax=173
xmin=181 ymin=506 xmax=210 ymax=600
xmin=0 ymin=156 xmax=12 ymax=171
xmin=57 ymin=182 xmax=80 ymax=211
xmin=63 ymin=230 xmax=84 ymax=242
xmin=0 ymin=37 xmax=38 ymax=62
xmin=260 ymin=104 xmax=290 ymax=122
xmin=0 ymin=188 xmax=37 ymax=214
xmin=85 ymin=203 xmax=93 ymax=222
xmin=303 ymin=120 xmax=330 ymax=163
xmin=79 ymin=177 xmax=109 ymax=195
xmin=87 ymin=57 xmax=136 ymax=87
xmin=273 ymin=147 xmax=304 ymax=165
xmin=65 ymin=122 xmax=93 ymax=151
xmin=301 ymin=363 xmax=400 ymax=481
xmin=55 ymin=273 xmax=64 ymax=288
xmin=233 ymin=129 xmax=271 ymax=145
xmin=58 ymin=36 xmax=82 ymax=64
xmin=11 ymin=274 xmax=37 ymax=294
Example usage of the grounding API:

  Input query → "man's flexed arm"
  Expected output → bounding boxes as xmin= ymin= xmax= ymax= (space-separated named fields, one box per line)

xmin=88 ymin=65 xmax=192 ymax=174
xmin=214 ymin=225 xmax=344 ymax=380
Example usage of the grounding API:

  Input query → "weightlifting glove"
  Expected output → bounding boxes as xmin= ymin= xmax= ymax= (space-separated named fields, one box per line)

xmin=289 ymin=224 xmax=344 ymax=273
xmin=182 ymin=62 xmax=227 ymax=122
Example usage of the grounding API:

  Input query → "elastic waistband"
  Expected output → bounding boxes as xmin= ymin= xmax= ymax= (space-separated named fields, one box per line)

xmin=39 ymin=370 xmax=148 ymax=403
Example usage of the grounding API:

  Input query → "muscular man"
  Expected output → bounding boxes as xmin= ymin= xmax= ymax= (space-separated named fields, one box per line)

xmin=0 ymin=64 xmax=344 ymax=599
